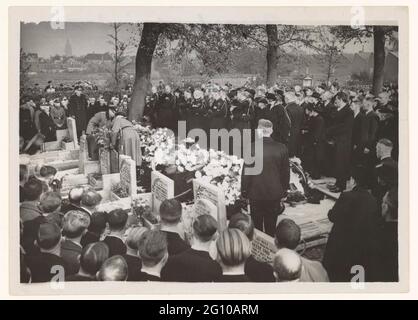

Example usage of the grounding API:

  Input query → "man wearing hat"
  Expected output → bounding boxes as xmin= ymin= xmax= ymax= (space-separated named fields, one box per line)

xmin=302 ymin=103 xmax=326 ymax=179
xmin=266 ymin=92 xmax=291 ymax=146
xmin=207 ymin=88 xmax=228 ymax=145
xmin=50 ymin=98 xmax=67 ymax=130
xmin=285 ymin=91 xmax=304 ymax=158
xmin=241 ymin=119 xmax=290 ymax=236
xmin=68 ymin=85 xmax=88 ymax=138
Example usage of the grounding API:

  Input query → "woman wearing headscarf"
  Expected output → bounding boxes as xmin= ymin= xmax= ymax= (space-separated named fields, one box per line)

xmin=110 ymin=112 xmax=142 ymax=166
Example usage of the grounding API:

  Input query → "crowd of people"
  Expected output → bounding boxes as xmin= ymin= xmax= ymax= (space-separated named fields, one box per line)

xmin=19 ymin=78 xmax=399 ymax=283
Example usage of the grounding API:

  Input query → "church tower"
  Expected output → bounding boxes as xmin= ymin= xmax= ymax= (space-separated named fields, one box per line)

xmin=64 ymin=38 xmax=73 ymax=57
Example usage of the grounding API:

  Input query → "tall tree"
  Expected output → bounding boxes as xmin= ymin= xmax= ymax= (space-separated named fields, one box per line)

xmin=128 ymin=23 xmax=165 ymax=121
xmin=107 ymin=23 xmax=129 ymax=91
xmin=330 ymin=25 xmax=398 ymax=94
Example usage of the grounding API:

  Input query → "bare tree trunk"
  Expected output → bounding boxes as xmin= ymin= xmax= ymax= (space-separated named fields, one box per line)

xmin=372 ymin=26 xmax=386 ymax=95
xmin=128 ymin=23 xmax=164 ymax=121
xmin=266 ymin=24 xmax=279 ymax=87
xmin=114 ymin=24 xmax=119 ymax=90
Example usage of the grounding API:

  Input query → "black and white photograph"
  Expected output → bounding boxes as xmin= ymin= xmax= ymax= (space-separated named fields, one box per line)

xmin=7 ymin=4 xmax=411 ymax=297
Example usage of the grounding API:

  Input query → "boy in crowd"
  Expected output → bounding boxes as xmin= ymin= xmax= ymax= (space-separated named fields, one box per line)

xmin=102 ymin=209 xmax=128 ymax=257
xmin=61 ymin=210 xmax=91 ymax=275
xmin=162 ymin=214 xmax=221 ymax=282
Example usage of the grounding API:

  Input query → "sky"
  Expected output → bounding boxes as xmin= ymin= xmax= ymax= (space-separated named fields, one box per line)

xmin=20 ymin=22 xmax=373 ymax=58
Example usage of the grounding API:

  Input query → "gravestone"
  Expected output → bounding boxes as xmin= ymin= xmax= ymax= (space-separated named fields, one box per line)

xmin=193 ymin=198 xmax=218 ymax=222
xmin=67 ymin=117 xmax=79 ymax=149
xmin=99 ymin=148 xmax=111 ymax=175
xmin=119 ymin=155 xmax=137 ymax=199
xmin=56 ymin=129 xmax=69 ymax=143
xmin=151 ymin=170 xmax=175 ymax=215
xmin=84 ymin=160 xmax=101 ymax=175
xmin=102 ymin=173 xmax=121 ymax=199
xmin=78 ymin=134 xmax=89 ymax=173
xmin=251 ymin=229 xmax=277 ymax=264
xmin=110 ymin=149 xmax=119 ymax=173
xmin=193 ymin=179 xmax=227 ymax=230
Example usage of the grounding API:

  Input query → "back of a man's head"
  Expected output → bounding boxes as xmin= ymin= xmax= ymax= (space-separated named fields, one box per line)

xmin=275 ymin=219 xmax=301 ymax=250
xmin=80 ymin=188 xmax=102 ymax=209
xmin=126 ymin=226 xmax=148 ymax=250
xmin=80 ymin=242 xmax=109 ymax=276
xmin=97 ymin=255 xmax=128 ymax=281
xmin=273 ymin=248 xmax=302 ymax=282
xmin=228 ymin=213 xmax=255 ymax=241
xmin=159 ymin=199 xmax=182 ymax=225
xmin=193 ymin=214 xmax=218 ymax=242
xmin=23 ymin=178 xmax=43 ymax=201
xmin=39 ymin=165 xmax=57 ymax=179
xmin=63 ymin=210 xmax=91 ymax=239
xmin=39 ymin=191 xmax=62 ymax=214
xmin=107 ymin=209 xmax=128 ymax=232
xmin=37 ymin=222 xmax=61 ymax=250
xmin=138 ymin=230 xmax=168 ymax=267
xmin=68 ymin=187 xmax=84 ymax=206
xmin=88 ymin=211 xmax=107 ymax=235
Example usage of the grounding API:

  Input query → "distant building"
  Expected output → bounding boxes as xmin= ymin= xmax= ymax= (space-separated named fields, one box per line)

xmin=26 ymin=53 xmax=39 ymax=63
xmin=64 ymin=38 xmax=73 ymax=57
xmin=85 ymin=53 xmax=113 ymax=64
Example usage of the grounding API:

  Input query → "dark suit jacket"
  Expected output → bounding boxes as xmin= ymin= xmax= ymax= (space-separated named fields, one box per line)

xmin=269 ymin=103 xmax=291 ymax=144
xmin=241 ymin=137 xmax=290 ymax=201
xmin=60 ymin=239 xmax=82 ymax=275
xmin=123 ymin=254 xmax=142 ymax=281
xmin=326 ymin=105 xmax=354 ymax=145
xmin=161 ymin=248 xmax=222 ymax=282
xmin=102 ymin=236 xmax=127 ymax=257
xmin=26 ymin=252 xmax=68 ymax=283
xmin=161 ymin=230 xmax=190 ymax=256
xmin=352 ymin=112 xmax=368 ymax=149
xmin=286 ymin=102 xmax=304 ymax=157
xmin=323 ymin=187 xmax=382 ymax=282
xmin=363 ymin=111 xmax=379 ymax=150
xmin=245 ymin=255 xmax=275 ymax=282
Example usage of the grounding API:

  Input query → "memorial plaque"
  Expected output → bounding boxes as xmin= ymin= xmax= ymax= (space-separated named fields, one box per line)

xmin=99 ymin=148 xmax=111 ymax=175
xmin=67 ymin=117 xmax=79 ymax=149
xmin=151 ymin=170 xmax=174 ymax=215
xmin=193 ymin=198 xmax=218 ymax=222
xmin=193 ymin=179 xmax=227 ymax=230
xmin=251 ymin=229 xmax=277 ymax=264
xmin=120 ymin=156 xmax=137 ymax=198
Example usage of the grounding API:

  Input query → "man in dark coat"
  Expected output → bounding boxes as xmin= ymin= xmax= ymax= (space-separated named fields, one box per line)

xmin=241 ymin=119 xmax=290 ymax=236
xmin=38 ymin=104 xmax=56 ymax=142
xmin=161 ymin=214 xmax=222 ymax=282
xmin=285 ymin=92 xmax=304 ymax=158
xmin=68 ymin=86 xmax=88 ymax=138
xmin=159 ymin=199 xmax=190 ymax=256
xmin=350 ymin=96 xmax=368 ymax=169
xmin=326 ymin=92 xmax=354 ymax=193
xmin=266 ymin=93 xmax=291 ymax=146
xmin=302 ymin=103 xmax=326 ymax=179
xmin=154 ymin=85 xmax=178 ymax=132
xmin=323 ymin=166 xmax=382 ymax=282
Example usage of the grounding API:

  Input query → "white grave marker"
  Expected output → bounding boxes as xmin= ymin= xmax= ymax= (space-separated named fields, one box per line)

xmin=193 ymin=179 xmax=227 ymax=230
xmin=120 ymin=155 xmax=137 ymax=198
xmin=151 ymin=170 xmax=174 ymax=215
xmin=67 ymin=117 xmax=79 ymax=149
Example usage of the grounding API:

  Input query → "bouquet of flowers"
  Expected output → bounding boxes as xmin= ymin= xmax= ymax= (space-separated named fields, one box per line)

xmin=94 ymin=127 xmax=112 ymax=150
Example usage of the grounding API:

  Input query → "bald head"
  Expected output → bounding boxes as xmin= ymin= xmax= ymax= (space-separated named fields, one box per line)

xmin=97 ymin=256 xmax=128 ymax=281
xmin=273 ymin=248 xmax=302 ymax=282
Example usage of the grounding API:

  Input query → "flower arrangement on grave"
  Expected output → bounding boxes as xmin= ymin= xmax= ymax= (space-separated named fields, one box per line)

xmin=194 ymin=150 xmax=244 ymax=206
xmin=61 ymin=136 xmax=72 ymax=143
xmin=111 ymin=182 xmax=129 ymax=199
xmin=94 ymin=127 xmax=112 ymax=150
